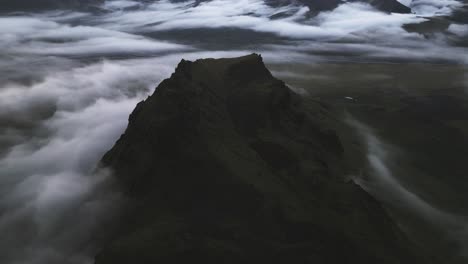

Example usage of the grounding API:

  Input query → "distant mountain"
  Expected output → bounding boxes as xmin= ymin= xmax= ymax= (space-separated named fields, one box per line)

xmin=96 ymin=54 xmax=429 ymax=264
xmin=296 ymin=0 xmax=411 ymax=13
xmin=360 ymin=0 xmax=411 ymax=13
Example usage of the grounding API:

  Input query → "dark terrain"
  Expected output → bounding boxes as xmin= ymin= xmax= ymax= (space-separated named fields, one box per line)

xmin=97 ymin=54 xmax=430 ymax=264
xmin=299 ymin=0 xmax=410 ymax=13
xmin=271 ymin=61 xmax=468 ymax=263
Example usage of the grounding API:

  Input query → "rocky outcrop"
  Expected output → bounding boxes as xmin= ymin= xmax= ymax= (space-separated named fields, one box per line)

xmin=96 ymin=54 xmax=428 ymax=264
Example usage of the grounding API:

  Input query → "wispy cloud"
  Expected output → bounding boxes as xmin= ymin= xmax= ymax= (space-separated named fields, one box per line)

xmin=0 ymin=16 xmax=191 ymax=56
xmin=347 ymin=116 xmax=468 ymax=259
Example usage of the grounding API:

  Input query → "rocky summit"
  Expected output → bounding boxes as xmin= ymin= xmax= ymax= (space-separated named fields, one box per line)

xmin=97 ymin=54 xmax=428 ymax=264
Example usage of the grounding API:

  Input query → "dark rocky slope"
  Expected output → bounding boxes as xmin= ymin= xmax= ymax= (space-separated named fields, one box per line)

xmin=359 ymin=0 xmax=411 ymax=13
xmin=268 ymin=0 xmax=411 ymax=14
xmin=96 ymin=54 xmax=428 ymax=264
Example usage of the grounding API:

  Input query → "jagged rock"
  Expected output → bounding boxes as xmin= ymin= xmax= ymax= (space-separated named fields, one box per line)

xmin=96 ymin=54 xmax=429 ymax=264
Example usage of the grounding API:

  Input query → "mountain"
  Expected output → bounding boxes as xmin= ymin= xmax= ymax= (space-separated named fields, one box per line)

xmin=96 ymin=54 xmax=429 ymax=264
xmin=297 ymin=0 xmax=411 ymax=13
xmin=357 ymin=0 xmax=411 ymax=13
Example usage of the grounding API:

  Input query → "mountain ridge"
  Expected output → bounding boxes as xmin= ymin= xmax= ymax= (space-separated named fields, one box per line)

xmin=96 ymin=54 xmax=430 ymax=264
xmin=296 ymin=0 xmax=411 ymax=13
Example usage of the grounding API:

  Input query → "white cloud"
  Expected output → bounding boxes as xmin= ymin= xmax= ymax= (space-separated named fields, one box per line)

xmin=0 ymin=16 xmax=191 ymax=56
xmin=98 ymin=0 xmax=424 ymax=41
xmin=0 ymin=58 xmax=174 ymax=264
xmin=0 ymin=49 xmax=253 ymax=263
xmin=448 ymin=23 xmax=468 ymax=37
xmin=410 ymin=0 xmax=463 ymax=16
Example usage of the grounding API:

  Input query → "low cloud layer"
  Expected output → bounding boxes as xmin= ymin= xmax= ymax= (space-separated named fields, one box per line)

xmin=0 ymin=50 xmax=254 ymax=263
xmin=347 ymin=117 xmax=468 ymax=259
xmin=0 ymin=59 xmax=164 ymax=264
xmin=92 ymin=0 xmax=468 ymax=63
xmin=409 ymin=0 xmax=463 ymax=16
xmin=0 ymin=0 xmax=467 ymax=263
xmin=0 ymin=16 xmax=190 ymax=57
xmin=97 ymin=0 xmax=422 ymax=39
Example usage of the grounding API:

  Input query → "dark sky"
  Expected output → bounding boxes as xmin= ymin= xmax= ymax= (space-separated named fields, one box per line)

xmin=0 ymin=0 xmax=103 ymax=11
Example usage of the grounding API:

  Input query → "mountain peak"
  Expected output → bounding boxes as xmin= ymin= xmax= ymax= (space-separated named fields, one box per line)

xmin=172 ymin=53 xmax=270 ymax=84
xmin=97 ymin=54 xmax=429 ymax=264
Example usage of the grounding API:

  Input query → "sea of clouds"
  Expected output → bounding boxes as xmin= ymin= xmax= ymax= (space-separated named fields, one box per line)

xmin=0 ymin=0 xmax=467 ymax=263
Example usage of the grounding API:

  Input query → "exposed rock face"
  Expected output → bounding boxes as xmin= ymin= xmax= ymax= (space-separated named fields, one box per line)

xmin=97 ymin=54 xmax=428 ymax=264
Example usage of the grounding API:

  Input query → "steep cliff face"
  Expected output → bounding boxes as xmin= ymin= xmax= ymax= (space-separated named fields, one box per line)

xmin=97 ymin=54 xmax=428 ymax=264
